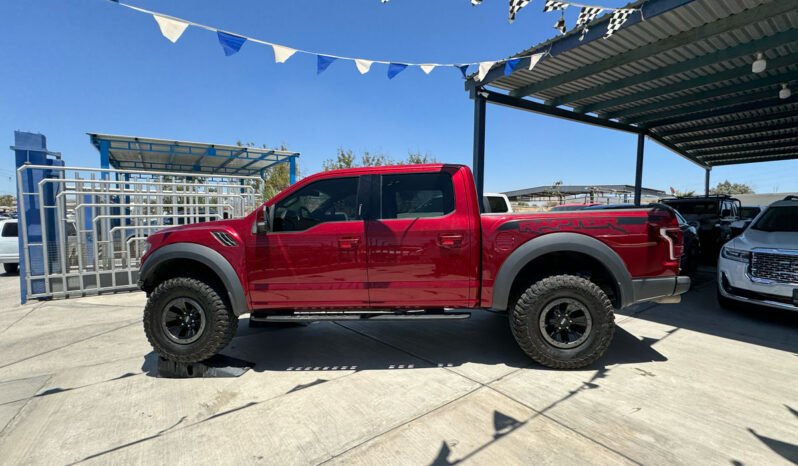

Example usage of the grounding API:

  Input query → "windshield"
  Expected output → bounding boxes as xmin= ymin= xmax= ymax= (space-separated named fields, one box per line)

xmin=662 ymin=201 xmax=717 ymax=215
xmin=751 ymin=206 xmax=798 ymax=232
xmin=739 ymin=207 xmax=761 ymax=219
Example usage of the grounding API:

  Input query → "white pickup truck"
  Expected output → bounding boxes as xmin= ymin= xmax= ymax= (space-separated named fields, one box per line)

xmin=483 ymin=193 xmax=513 ymax=214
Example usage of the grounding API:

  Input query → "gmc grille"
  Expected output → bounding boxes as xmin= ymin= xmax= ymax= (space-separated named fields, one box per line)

xmin=750 ymin=251 xmax=798 ymax=283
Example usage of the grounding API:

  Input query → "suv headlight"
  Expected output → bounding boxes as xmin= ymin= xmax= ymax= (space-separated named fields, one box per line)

xmin=721 ymin=246 xmax=750 ymax=263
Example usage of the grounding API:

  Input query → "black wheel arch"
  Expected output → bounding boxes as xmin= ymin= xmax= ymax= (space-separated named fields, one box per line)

xmin=491 ymin=232 xmax=634 ymax=311
xmin=139 ymin=243 xmax=249 ymax=316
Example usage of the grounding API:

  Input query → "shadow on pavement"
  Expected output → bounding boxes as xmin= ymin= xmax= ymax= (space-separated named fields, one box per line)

xmin=618 ymin=267 xmax=798 ymax=354
xmin=139 ymin=310 xmax=668 ymax=376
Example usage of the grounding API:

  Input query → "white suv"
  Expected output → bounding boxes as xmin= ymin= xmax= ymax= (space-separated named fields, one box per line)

xmin=0 ymin=219 xmax=19 ymax=274
xmin=717 ymin=196 xmax=798 ymax=311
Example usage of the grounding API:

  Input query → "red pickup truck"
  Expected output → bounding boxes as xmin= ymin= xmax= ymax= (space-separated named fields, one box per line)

xmin=139 ymin=164 xmax=689 ymax=369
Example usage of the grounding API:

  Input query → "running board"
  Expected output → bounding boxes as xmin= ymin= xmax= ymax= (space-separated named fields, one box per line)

xmin=250 ymin=311 xmax=471 ymax=322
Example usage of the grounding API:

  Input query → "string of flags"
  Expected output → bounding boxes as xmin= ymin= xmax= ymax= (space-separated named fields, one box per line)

xmin=108 ymin=0 xmax=636 ymax=83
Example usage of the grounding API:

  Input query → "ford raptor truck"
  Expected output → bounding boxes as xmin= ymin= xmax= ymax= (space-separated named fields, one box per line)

xmin=138 ymin=164 xmax=689 ymax=369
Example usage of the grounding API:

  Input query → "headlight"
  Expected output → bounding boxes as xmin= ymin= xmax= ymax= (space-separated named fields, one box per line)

xmin=721 ymin=246 xmax=750 ymax=263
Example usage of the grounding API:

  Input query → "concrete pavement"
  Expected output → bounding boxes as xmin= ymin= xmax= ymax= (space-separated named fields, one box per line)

xmin=0 ymin=269 xmax=796 ymax=465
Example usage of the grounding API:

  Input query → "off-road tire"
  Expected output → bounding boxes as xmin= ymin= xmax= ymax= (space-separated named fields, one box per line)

xmin=3 ymin=263 xmax=18 ymax=274
xmin=143 ymin=277 xmax=238 ymax=363
xmin=510 ymin=274 xmax=615 ymax=369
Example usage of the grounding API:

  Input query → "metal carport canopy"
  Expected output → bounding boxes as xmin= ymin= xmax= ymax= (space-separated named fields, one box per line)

xmin=465 ymin=0 xmax=798 ymax=205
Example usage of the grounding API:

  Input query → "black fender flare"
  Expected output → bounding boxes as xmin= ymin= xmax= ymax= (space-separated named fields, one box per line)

xmin=139 ymin=243 xmax=249 ymax=316
xmin=491 ymin=232 xmax=634 ymax=310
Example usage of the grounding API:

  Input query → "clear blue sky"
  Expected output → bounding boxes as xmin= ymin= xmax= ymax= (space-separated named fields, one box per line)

xmin=2 ymin=0 xmax=796 ymax=196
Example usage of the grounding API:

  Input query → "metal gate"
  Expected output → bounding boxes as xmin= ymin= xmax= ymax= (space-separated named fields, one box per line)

xmin=17 ymin=164 xmax=260 ymax=301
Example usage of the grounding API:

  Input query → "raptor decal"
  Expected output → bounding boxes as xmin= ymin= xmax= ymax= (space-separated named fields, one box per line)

xmin=497 ymin=217 xmax=644 ymax=235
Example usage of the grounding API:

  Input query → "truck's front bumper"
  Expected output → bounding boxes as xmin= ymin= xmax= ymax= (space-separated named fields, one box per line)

xmin=631 ymin=276 xmax=691 ymax=304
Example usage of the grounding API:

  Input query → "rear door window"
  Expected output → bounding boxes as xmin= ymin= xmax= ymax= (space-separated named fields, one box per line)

xmin=1 ymin=222 xmax=18 ymax=238
xmin=379 ymin=172 xmax=455 ymax=219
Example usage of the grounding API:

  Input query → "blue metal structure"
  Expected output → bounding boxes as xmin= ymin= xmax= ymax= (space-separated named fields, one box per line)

xmin=11 ymin=131 xmax=65 ymax=304
xmin=88 ymin=133 xmax=299 ymax=182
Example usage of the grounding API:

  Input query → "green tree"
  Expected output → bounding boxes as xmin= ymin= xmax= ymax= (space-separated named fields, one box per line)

xmin=0 ymin=195 xmax=15 ymax=207
xmin=322 ymin=148 xmax=437 ymax=171
xmin=674 ymin=190 xmax=695 ymax=197
xmin=237 ymin=141 xmax=299 ymax=201
xmin=710 ymin=180 xmax=754 ymax=195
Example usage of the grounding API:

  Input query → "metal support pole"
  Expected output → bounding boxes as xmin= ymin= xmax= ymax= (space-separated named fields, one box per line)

xmin=633 ymin=132 xmax=645 ymax=206
xmin=289 ymin=157 xmax=297 ymax=185
xmin=472 ymin=91 xmax=486 ymax=212
xmin=99 ymin=139 xmax=110 ymax=170
xmin=705 ymin=167 xmax=711 ymax=197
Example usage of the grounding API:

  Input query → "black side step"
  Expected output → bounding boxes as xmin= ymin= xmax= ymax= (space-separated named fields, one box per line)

xmin=250 ymin=311 xmax=471 ymax=322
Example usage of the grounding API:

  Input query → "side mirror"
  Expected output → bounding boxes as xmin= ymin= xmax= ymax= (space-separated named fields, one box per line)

xmin=254 ymin=205 xmax=272 ymax=235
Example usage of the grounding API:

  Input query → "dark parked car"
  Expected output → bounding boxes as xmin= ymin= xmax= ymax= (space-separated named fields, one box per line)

xmin=659 ymin=196 xmax=741 ymax=261
xmin=584 ymin=204 xmax=700 ymax=276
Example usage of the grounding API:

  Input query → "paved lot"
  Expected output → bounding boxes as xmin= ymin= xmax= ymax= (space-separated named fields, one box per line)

xmin=0 ymin=269 xmax=796 ymax=465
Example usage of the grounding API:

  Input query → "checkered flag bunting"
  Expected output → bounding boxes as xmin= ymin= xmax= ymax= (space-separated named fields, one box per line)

xmin=553 ymin=14 xmax=566 ymax=34
xmin=543 ymin=1 xmax=568 ymax=12
xmin=604 ymin=8 xmax=635 ymax=38
xmin=509 ymin=0 xmax=532 ymax=23
xmin=576 ymin=7 xmax=603 ymax=27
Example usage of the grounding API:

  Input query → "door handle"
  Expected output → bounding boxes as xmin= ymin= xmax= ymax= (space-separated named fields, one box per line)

xmin=438 ymin=233 xmax=463 ymax=248
xmin=338 ymin=236 xmax=361 ymax=249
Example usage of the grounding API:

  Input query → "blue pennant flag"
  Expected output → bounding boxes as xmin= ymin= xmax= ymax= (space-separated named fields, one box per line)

xmin=217 ymin=31 xmax=246 ymax=56
xmin=317 ymin=55 xmax=337 ymax=74
xmin=504 ymin=59 xmax=520 ymax=76
xmin=387 ymin=63 xmax=408 ymax=79
xmin=457 ymin=65 xmax=470 ymax=78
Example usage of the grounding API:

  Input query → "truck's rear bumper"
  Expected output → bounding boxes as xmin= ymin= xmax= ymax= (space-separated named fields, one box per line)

xmin=631 ymin=276 xmax=690 ymax=304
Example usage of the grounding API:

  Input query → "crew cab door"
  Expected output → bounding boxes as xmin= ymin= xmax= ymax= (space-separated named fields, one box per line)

xmin=246 ymin=176 xmax=369 ymax=309
xmin=365 ymin=168 xmax=477 ymax=308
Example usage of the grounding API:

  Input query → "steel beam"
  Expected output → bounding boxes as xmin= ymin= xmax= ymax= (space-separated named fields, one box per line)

xmin=673 ymin=121 xmax=798 ymax=146
xmin=656 ymin=110 xmax=798 ymax=138
xmin=643 ymin=96 xmax=797 ymax=129
xmin=710 ymin=150 xmax=798 ymax=166
xmin=634 ymin=133 xmax=645 ymax=206
xmin=705 ymin=168 xmax=710 ymax=196
xmin=606 ymin=73 xmax=793 ymax=120
xmin=472 ymin=91 xmax=487 ymax=210
xmin=560 ymin=29 xmax=798 ymax=110
xmin=508 ymin=0 xmax=798 ymax=99
xmin=689 ymin=138 xmax=798 ymax=157
xmin=625 ymin=88 xmax=780 ymax=125
xmin=289 ymin=156 xmax=297 ymax=185
xmin=699 ymin=145 xmax=798 ymax=161
xmin=481 ymin=90 xmax=640 ymax=134
xmin=644 ymin=130 xmax=709 ymax=169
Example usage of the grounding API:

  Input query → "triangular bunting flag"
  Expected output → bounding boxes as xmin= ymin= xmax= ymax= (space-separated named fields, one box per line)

xmin=554 ymin=15 xmax=567 ymax=35
xmin=153 ymin=14 xmax=188 ymax=43
xmin=471 ymin=0 xmax=483 ymax=4
xmin=420 ymin=64 xmax=436 ymax=75
xmin=542 ymin=1 xmax=568 ymax=13
xmin=576 ymin=7 xmax=603 ymax=27
xmin=504 ymin=58 xmax=520 ymax=76
xmin=456 ymin=65 xmax=470 ymax=78
xmin=217 ymin=31 xmax=246 ymax=56
xmin=478 ymin=61 xmax=495 ymax=81
xmin=387 ymin=63 xmax=408 ymax=79
xmin=528 ymin=52 xmax=543 ymax=70
xmin=604 ymin=9 xmax=635 ymax=39
xmin=272 ymin=44 xmax=296 ymax=63
xmin=509 ymin=0 xmax=532 ymax=23
xmin=355 ymin=59 xmax=373 ymax=74
xmin=317 ymin=55 xmax=337 ymax=74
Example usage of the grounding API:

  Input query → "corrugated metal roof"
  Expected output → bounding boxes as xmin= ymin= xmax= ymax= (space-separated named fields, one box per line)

xmin=468 ymin=0 xmax=798 ymax=167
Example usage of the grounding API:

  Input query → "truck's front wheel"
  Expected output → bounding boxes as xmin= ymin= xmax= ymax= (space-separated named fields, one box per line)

xmin=143 ymin=277 xmax=238 ymax=363
xmin=510 ymin=275 xmax=614 ymax=369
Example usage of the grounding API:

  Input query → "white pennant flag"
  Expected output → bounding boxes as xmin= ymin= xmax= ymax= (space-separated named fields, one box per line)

xmin=153 ymin=14 xmax=189 ymax=43
xmin=272 ymin=44 xmax=297 ymax=63
xmin=355 ymin=59 xmax=373 ymax=74
xmin=420 ymin=64 xmax=436 ymax=74
xmin=528 ymin=52 xmax=543 ymax=70
xmin=478 ymin=61 xmax=495 ymax=81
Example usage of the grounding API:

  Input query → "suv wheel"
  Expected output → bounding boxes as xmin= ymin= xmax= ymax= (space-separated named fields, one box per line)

xmin=510 ymin=275 xmax=615 ymax=369
xmin=3 ymin=263 xmax=18 ymax=274
xmin=143 ymin=277 xmax=238 ymax=362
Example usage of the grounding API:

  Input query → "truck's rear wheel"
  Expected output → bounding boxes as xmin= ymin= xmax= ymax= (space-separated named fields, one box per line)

xmin=510 ymin=275 xmax=614 ymax=369
xmin=143 ymin=277 xmax=238 ymax=363
xmin=3 ymin=263 xmax=18 ymax=274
